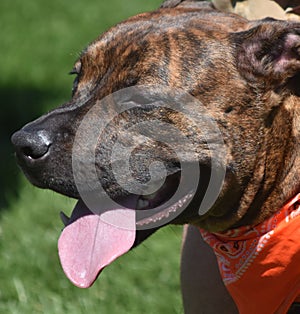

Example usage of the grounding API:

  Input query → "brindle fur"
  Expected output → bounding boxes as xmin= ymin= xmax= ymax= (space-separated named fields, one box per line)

xmin=12 ymin=1 xmax=300 ymax=234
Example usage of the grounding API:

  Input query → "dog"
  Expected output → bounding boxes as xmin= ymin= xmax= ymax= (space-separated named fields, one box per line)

xmin=11 ymin=0 xmax=300 ymax=313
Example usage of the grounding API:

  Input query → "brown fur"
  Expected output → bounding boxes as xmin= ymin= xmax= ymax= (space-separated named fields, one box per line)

xmin=12 ymin=1 xmax=300 ymax=239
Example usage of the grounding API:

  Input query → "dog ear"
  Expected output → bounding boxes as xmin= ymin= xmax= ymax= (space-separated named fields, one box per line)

xmin=235 ymin=21 xmax=300 ymax=86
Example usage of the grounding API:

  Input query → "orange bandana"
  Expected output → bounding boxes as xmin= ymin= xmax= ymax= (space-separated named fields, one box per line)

xmin=200 ymin=193 xmax=300 ymax=314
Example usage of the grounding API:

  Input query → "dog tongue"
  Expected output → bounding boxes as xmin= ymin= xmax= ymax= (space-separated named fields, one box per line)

xmin=58 ymin=200 xmax=136 ymax=288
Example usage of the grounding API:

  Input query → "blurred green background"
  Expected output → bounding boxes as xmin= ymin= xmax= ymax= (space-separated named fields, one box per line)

xmin=0 ymin=0 xmax=183 ymax=313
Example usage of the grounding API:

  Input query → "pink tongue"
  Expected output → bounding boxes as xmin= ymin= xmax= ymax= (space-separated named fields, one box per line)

xmin=58 ymin=201 xmax=136 ymax=288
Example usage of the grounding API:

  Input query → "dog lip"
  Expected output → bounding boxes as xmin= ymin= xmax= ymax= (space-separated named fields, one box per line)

xmin=60 ymin=171 xmax=188 ymax=230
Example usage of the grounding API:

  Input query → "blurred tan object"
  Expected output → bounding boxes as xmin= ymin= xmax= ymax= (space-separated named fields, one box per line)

xmin=212 ymin=0 xmax=300 ymax=21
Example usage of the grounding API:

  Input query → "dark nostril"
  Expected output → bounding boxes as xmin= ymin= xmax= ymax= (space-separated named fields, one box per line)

xmin=11 ymin=129 xmax=52 ymax=160
xmin=21 ymin=145 xmax=48 ymax=159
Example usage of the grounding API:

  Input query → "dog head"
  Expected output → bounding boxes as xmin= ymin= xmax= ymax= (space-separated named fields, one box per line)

xmin=11 ymin=0 xmax=300 ymax=287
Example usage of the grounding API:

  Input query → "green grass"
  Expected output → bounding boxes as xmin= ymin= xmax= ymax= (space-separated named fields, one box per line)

xmin=0 ymin=1 xmax=184 ymax=313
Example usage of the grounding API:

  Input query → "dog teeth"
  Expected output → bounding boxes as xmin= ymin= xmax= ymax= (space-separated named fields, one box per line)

xmin=60 ymin=211 xmax=70 ymax=226
xmin=136 ymin=199 xmax=150 ymax=210
xmin=136 ymin=192 xmax=194 ymax=227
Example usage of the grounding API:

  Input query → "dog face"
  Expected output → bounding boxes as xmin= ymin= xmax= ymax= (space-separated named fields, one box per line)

xmin=11 ymin=1 xmax=300 ymax=287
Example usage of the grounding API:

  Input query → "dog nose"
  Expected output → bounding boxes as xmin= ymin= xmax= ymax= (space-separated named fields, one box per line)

xmin=11 ymin=129 xmax=52 ymax=161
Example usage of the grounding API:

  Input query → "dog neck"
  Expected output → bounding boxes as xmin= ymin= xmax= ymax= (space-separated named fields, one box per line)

xmin=235 ymin=94 xmax=300 ymax=228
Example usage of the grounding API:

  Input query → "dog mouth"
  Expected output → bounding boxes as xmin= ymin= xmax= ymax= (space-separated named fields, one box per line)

xmin=57 ymin=173 xmax=194 ymax=288
xmin=58 ymin=200 xmax=137 ymax=289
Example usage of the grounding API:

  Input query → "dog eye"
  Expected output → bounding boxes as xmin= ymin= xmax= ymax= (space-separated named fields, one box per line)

xmin=69 ymin=62 xmax=82 ymax=96
xmin=71 ymin=75 xmax=79 ymax=97
xmin=69 ymin=69 xmax=78 ymax=75
xmin=69 ymin=61 xmax=82 ymax=75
